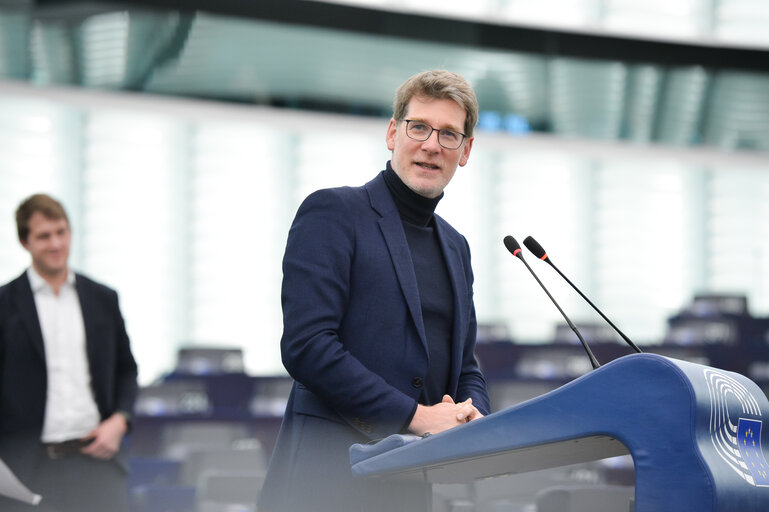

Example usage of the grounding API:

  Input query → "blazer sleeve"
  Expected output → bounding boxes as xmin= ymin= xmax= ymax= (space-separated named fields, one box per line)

xmin=83 ymin=281 xmax=138 ymax=424
xmin=108 ymin=289 xmax=138 ymax=421
xmin=280 ymin=189 xmax=418 ymax=439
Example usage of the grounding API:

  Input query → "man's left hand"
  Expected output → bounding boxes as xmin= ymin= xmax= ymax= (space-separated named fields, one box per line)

xmin=445 ymin=395 xmax=484 ymax=423
xmin=79 ymin=413 xmax=128 ymax=460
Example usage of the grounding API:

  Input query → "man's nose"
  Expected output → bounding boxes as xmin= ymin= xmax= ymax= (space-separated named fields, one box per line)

xmin=421 ymin=129 xmax=442 ymax=150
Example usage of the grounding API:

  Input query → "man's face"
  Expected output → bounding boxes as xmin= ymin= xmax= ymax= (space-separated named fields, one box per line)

xmin=21 ymin=212 xmax=71 ymax=278
xmin=386 ymin=95 xmax=474 ymax=198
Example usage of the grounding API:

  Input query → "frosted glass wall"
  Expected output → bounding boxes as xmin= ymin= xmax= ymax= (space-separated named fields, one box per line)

xmin=1 ymin=84 xmax=767 ymax=383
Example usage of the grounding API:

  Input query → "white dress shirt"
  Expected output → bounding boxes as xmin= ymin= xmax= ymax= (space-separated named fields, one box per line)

xmin=28 ymin=267 xmax=101 ymax=443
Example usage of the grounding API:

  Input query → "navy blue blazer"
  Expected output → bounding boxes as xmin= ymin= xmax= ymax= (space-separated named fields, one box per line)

xmin=0 ymin=271 xmax=138 ymax=478
xmin=260 ymin=171 xmax=489 ymax=511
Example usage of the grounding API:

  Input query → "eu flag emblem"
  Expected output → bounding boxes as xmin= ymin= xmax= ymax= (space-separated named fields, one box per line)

xmin=737 ymin=419 xmax=769 ymax=486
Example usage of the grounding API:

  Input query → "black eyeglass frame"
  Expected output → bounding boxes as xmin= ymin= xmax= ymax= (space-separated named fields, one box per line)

xmin=403 ymin=119 xmax=467 ymax=150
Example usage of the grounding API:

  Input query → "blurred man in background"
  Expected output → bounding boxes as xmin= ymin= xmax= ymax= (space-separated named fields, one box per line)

xmin=0 ymin=193 xmax=138 ymax=512
xmin=259 ymin=69 xmax=490 ymax=512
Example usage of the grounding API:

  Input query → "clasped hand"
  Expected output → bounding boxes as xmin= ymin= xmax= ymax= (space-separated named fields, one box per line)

xmin=408 ymin=394 xmax=484 ymax=436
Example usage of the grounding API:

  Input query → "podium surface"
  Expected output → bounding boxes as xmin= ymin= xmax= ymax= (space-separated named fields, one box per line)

xmin=351 ymin=354 xmax=769 ymax=511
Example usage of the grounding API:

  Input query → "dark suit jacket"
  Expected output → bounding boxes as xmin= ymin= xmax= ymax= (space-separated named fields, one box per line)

xmin=259 ymin=171 xmax=490 ymax=511
xmin=0 ymin=271 xmax=138 ymax=480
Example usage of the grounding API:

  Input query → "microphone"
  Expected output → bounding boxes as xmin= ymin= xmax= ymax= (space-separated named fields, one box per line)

xmin=503 ymin=235 xmax=600 ymax=369
xmin=522 ymin=236 xmax=642 ymax=354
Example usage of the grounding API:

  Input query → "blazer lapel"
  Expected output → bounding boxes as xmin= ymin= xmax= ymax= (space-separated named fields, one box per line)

xmin=11 ymin=273 xmax=47 ymax=363
xmin=435 ymin=219 xmax=469 ymax=390
xmin=366 ymin=174 xmax=428 ymax=351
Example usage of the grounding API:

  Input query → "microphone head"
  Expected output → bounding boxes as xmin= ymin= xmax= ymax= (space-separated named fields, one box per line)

xmin=523 ymin=236 xmax=547 ymax=260
xmin=503 ymin=235 xmax=523 ymax=258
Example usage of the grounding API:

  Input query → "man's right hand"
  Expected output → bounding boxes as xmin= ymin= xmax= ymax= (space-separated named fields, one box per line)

xmin=408 ymin=394 xmax=483 ymax=436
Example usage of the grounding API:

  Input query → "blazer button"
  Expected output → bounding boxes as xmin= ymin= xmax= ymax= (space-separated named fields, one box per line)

xmin=412 ymin=377 xmax=423 ymax=388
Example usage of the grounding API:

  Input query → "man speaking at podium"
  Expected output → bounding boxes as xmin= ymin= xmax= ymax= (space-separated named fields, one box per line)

xmin=259 ymin=70 xmax=491 ymax=512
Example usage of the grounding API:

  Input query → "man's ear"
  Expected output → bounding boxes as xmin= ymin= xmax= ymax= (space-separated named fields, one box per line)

xmin=459 ymin=137 xmax=474 ymax=167
xmin=386 ymin=118 xmax=397 ymax=151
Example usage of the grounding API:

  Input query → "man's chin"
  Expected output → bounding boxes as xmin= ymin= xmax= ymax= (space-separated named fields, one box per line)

xmin=400 ymin=173 xmax=444 ymax=198
xmin=412 ymin=184 xmax=442 ymax=199
xmin=38 ymin=264 xmax=68 ymax=277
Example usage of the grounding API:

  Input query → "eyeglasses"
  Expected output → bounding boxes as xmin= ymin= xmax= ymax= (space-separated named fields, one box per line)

xmin=404 ymin=120 xmax=467 ymax=150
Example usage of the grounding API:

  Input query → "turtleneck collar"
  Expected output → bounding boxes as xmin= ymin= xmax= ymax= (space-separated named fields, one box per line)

xmin=383 ymin=161 xmax=443 ymax=227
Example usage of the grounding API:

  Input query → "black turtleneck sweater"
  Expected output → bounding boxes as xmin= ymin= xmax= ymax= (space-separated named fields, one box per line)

xmin=383 ymin=162 xmax=454 ymax=407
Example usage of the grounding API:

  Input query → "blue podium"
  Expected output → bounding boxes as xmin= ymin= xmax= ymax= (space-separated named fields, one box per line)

xmin=351 ymin=354 xmax=769 ymax=511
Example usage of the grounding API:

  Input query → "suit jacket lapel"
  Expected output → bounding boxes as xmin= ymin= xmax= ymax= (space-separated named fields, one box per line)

xmin=11 ymin=273 xmax=46 ymax=363
xmin=435 ymin=219 xmax=469 ymax=390
xmin=366 ymin=174 xmax=428 ymax=351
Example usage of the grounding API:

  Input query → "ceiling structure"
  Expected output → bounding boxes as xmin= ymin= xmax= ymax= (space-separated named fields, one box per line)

xmin=1 ymin=0 xmax=768 ymax=151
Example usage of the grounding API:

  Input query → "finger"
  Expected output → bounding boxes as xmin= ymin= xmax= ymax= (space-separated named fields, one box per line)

xmin=456 ymin=403 xmax=475 ymax=422
xmin=441 ymin=394 xmax=455 ymax=404
xmin=465 ymin=406 xmax=483 ymax=421
xmin=454 ymin=397 xmax=474 ymax=421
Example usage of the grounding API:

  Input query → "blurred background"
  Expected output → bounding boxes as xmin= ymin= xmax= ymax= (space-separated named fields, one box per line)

xmin=2 ymin=0 xmax=768 ymax=383
xmin=1 ymin=1 xmax=769 ymax=509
